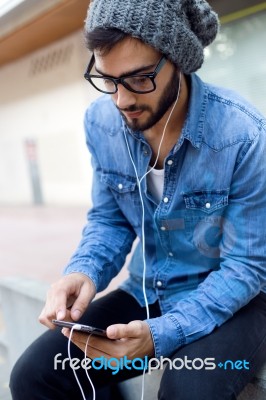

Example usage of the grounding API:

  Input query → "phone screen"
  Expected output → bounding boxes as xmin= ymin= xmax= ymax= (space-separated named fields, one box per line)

xmin=52 ymin=319 xmax=107 ymax=337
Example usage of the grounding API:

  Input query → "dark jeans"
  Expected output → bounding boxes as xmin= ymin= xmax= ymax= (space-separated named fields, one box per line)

xmin=10 ymin=289 xmax=266 ymax=400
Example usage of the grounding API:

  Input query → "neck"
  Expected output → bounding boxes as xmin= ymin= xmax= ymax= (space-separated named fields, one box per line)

xmin=144 ymin=74 xmax=189 ymax=168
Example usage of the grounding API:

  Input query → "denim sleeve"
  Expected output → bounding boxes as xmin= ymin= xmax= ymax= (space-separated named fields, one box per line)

xmin=64 ymin=111 xmax=136 ymax=292
xmin=148 ymin=126 xmax=266 ymax=358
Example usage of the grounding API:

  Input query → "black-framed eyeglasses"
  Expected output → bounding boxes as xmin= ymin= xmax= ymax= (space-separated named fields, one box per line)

xmin=84 ymin=55 xmax=167 ymax=94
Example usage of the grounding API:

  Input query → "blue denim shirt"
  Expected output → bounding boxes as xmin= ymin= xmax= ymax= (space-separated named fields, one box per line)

xmin=65 ymin=73 xmax=266 ymax=358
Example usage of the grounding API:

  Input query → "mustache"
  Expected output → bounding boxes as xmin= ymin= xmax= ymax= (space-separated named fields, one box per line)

xmin=116 ymin=104 xmax=151 ymax=113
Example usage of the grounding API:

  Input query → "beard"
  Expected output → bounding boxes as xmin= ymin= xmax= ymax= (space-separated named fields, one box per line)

xmin=117 ymin=68 xmax=180 ymax=132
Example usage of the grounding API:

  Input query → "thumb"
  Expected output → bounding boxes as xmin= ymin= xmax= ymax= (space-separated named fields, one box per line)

xmin=107 ymin=320 xmax=143 ymax=339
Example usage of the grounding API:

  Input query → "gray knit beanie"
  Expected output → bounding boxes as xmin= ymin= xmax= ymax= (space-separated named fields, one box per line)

xmin=85 ymin=0 xmax=219 ymax=74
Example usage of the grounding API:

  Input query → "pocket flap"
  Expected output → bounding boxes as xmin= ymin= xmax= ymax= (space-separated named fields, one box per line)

xmin=101 ymin=171 xmax=137 ymax=193
xmin=183 ymin=190 xmax=229 ymax=213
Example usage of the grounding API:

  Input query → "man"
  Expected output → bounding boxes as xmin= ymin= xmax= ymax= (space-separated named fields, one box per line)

xmin=10 ymin=0 xmax=266 ymax=399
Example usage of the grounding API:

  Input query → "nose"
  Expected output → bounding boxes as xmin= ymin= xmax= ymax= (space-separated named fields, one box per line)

xmin=114 ymin=84 xmax=136 ymax=110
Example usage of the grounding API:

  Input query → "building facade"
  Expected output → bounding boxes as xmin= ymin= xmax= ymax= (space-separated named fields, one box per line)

xmin=0 ymin=0 xmax=265 ymax=206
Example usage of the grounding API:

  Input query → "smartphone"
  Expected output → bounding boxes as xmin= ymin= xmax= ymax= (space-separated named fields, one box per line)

xmin=52 ymin=319 xmax=107 ymax=337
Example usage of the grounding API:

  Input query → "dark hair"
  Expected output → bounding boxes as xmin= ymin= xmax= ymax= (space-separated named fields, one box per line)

xmin=85 ymin=27 xmax=128 ymax=55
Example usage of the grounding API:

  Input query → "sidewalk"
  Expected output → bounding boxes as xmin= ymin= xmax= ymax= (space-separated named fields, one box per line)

xmin=0 ymin=205 xmax=129 ymax=399
xmin=0 ymin=206 xmax=89 ymax=283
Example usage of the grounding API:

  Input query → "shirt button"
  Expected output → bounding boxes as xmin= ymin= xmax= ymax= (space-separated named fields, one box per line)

xmin=205 ymin=202 xmax=211 ymax=209
xmin=118 ymin=183 xmax=123 ymax=190
xmin=169 ymin=252 xmax=174 ymax=257
xmin=160 ymin=226 xmax=166 ymax=231
xmin=163 ymin=197 xmax=169 ymax=203
xmin=157 ymin=281 xmax=163 ymax=287
xmin=167 ymin=160 xmax=173 ymax=166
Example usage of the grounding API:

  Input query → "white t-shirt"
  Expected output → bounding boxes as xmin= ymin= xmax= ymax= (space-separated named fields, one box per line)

xmin=146 ymin=167 xmax=164 ymax=203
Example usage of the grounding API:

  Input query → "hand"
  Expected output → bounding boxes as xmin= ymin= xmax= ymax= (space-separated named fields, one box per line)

xmin=62 ymin=320 xmax=154 ymax=361
xmin=39 ymin=273 xmax=96 ymax=329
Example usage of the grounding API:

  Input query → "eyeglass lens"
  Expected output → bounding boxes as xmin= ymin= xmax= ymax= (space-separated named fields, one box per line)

xmin=89 ymin=75 xmax=155 ymax=94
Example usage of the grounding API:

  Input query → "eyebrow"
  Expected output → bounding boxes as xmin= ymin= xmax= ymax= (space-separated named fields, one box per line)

xmin=95 ymin=62 xmax=157 ymax=78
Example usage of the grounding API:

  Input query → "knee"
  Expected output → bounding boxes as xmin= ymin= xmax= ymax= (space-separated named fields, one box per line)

xmin=158 ymin=367 xmax=198 ymax=400
xmin=158 ymin=367 xmax=235 ymax=400
xmin=9 ymin=352 xmax=36 ymax=399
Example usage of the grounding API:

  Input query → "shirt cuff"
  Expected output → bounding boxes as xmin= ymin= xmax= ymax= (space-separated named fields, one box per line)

xmin=146 ymin=313 xmax=186 ymax=358
xmin=63 ymin=260 xmax=102 ymax=292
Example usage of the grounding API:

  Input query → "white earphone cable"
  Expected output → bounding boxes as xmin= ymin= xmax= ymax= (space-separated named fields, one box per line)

xmin=123 ymin=71 xmax=182 ymax=400
xmin=123 ymin=71 xmax=181 ymax=316
xmin=139 ymin=72 xmax=182 ymax=185
xmin=67 ymin=71 xmax=182 ymax=400
xmin=68 ymin=326 xmax=88 ymax=400
xmin=84 ymin=334 xmax=96 ymax=400
xmin=68 ymin=327 xmax=96 ymax=400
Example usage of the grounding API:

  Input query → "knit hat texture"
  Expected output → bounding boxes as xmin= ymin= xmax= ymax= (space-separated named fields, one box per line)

xmin=85 ymin=0 xmax=219 ymax=73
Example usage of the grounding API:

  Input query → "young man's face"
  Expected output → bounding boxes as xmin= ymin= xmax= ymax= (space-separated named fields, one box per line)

xmin=94 ymin=37 xmax=180 ymax=132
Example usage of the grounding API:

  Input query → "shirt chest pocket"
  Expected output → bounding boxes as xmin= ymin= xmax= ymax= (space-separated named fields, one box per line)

xmin=101 ymin=171 xmax=141 ymax=228
xmin=183 ymin=190 xmax=229 ymax=214
xmin=101 ymin=171 xmax=137 ymax=195
xmin=182 ymin=190 xmax=229 ymax=257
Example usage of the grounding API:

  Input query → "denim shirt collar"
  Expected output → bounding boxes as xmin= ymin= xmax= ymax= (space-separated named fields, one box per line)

xmin=182 ymin=73 xmax=207 ymax=150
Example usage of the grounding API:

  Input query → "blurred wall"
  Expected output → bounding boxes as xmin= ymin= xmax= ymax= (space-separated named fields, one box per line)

xmin=0 ymin=6 xmax=265 ymax=207
xmin=199 ymin=10 xmax=266 ymax=116
xmin=0 ymin=29 xmax=99 ymax=206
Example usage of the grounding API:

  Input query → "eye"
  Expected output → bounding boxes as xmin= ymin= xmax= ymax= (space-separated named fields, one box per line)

xmin=130 ymin=76 xmax=150 ymax=87
xmin=103 ymin=78 xmax=114 ymax=87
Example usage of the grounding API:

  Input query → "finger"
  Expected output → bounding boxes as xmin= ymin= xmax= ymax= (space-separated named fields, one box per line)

xmin=39 ymin=277 xmax=73 ymax=329
xmin=62 ymin=330 xmax=111 ymax=359
xmin=70 ymin=281 xmax=95 ymax=321
xmin=39 ymin=275 xmax=95 ymax=328
xmin=62 ymin=329 xmax=107 ymax=348
xmin=62 ymin=329 xmax=117 ymax=356
xmin=54 ymin=289 xmax=68 ymax=320
xmin=107 ymin=320 xmax=143 ymax=339
xmin=38 ymin=289 xmax=68 ymax=329
xmin=38 ymin=306 xmax=56 ymax=330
